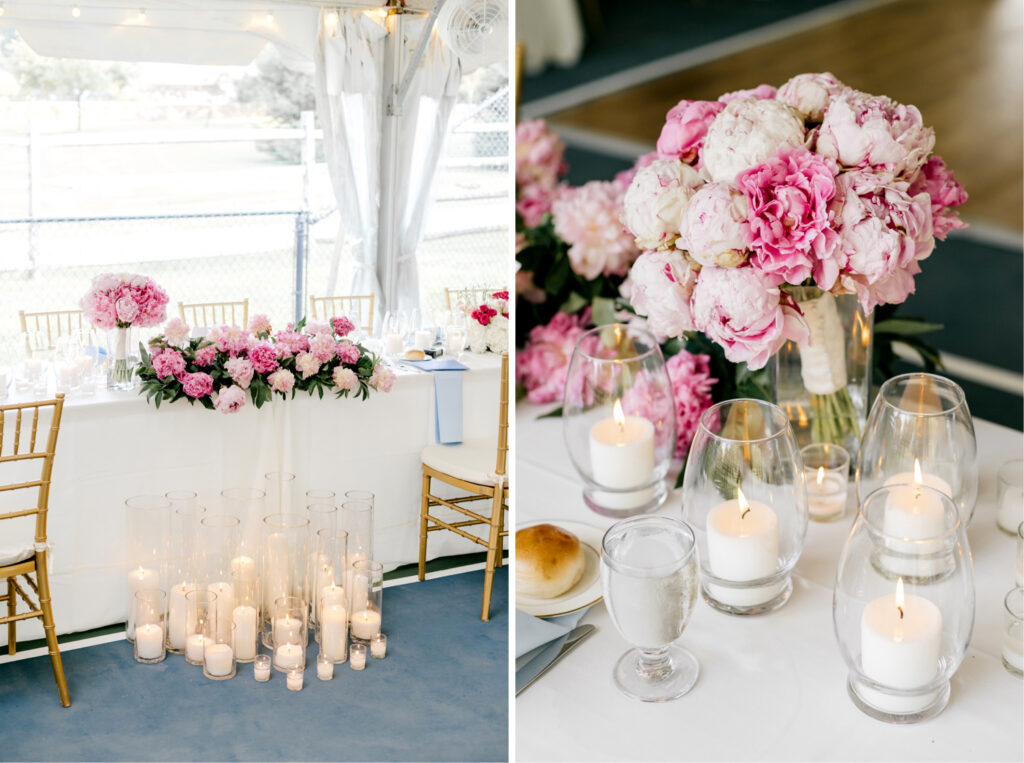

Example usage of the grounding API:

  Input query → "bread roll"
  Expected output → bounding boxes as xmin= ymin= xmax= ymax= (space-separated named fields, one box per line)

xmin=517 ymin=524 xmax=585 ymax=599
xmin=402 ymin=349 xmax=426 ymax=361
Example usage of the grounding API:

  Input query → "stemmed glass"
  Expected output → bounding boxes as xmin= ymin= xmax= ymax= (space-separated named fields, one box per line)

xmin=600 ymin=515 xmax=700 ymax=702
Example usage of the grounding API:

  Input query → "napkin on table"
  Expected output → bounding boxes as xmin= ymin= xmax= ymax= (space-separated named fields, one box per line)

xmin=515 ymin=607 xmax=592 ymax=694
xmin=402 ymin=358 xmax=469 ymax=444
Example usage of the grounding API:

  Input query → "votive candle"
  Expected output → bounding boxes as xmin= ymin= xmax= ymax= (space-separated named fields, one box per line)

xmin=370 ymin=633 xmax=387 ymax=659
xmin=317 ymin=654 xmax=334 ymax=680
xmin=254 ymin=654 xmax=271 ymax=681
xmin=350 ymin=643 xmax=367 ymax=670
xmin=287 ymin=669 xmax=303 ymax=691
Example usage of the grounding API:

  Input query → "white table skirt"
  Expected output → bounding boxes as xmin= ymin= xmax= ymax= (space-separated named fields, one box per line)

xmin=516 ymin=402 xmax=1024 ymax=762
xmin=0 ymin=354 xmax=503 ymax=645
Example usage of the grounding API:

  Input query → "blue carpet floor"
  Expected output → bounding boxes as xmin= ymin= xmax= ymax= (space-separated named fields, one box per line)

xmin=0 ymin=567 xmax=508 ymax=762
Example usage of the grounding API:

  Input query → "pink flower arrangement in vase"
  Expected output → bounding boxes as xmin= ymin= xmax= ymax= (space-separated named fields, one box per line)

xmin=79 ymin=272 xmax=169 ymax=390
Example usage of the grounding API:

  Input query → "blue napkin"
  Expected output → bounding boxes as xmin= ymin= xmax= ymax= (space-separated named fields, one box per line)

xmin=433 ymin=370 xmax=464 ymax=444
xmin=515 ymin=607 xmax=592 ymax=694
xmin=406 ymin=358 xmax=468 ymax=372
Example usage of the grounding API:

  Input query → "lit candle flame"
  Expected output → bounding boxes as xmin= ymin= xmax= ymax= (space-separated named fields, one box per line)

xmin=796 ymin=404 xmax=808 ymax=428
xmin=613 ymin=399 xmax=625 ymax=432
xmin=737 ymin=487 xmax=751 ymax=519
xmin=816 ymin=466 xmax=825 ymax=486
xmin=913 ymin=458 xmax=923 ymax=486
xmin=895 ymin=577 xmax=905 ymax=620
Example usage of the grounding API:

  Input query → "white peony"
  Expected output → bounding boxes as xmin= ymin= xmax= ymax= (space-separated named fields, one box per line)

xmin=701 ymin=99 xmax=806 ymax=184
xmin=679 ymin=182 xmax=751 ymax=268
xmin=624 ymin=249 xmax=698 ymax=340
xmin=621 ymin=158 xmax=704 ymax=250
xmin=776 ymin=72 xmax=847 ymax=123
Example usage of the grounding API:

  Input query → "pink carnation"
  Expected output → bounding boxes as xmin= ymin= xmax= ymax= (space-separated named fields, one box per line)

xmin=214 ymin=385 xmax=246 ymax=414
xmin=691 ymin=266 xmax=808 ymax=370
xmin=335 ymin=341 xmax=361 ymax=365
xmin=274 ymin=330 xmax=309 ymax=359
xmin=267 ymin=368 xmax=295 ymax=394
xmin=516 ymin=309 xmax=592 ymax=405
xmin=907 ymin=155 xmax=968 ymax=240
xmin=247 ymin=342 xmax=279 ymax=374
xmin=248 ymin=313 xmax=272 ymax=336
xmin=193 ymin=345 xmax=217 ymax=367
xmin=295 ymin=351 xmax=322 ymax=380
xmin=224 ymin=356 xmax=255 ymax=389
xmin=331 ymin=316 xmax=355 ymax=337
xmin=151 ymin=348 xmax=186 ymax=380
xmin=181 ymin=371 xmax=214 ymax=399
xmin=551 ymin=181 xmax=640 ymax=279
xmin=656 ymin=100 xmax=726 ymax=165
xmin=369 ymin=364 xmax=396 ymax=393
xmin=737 ymin=147 xmax=842 ymax=288
xmin=718 ymin=84 xmax=777 ymax=103
xmin=309 ymin=333 xmax=337 ymax=363
xmin=516 ymin=119 xmax=567 ymax=196
xmin=332 ymin=366 xmax=358 ymax=391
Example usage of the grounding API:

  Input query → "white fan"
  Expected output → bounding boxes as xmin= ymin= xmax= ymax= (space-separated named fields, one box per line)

xmin=436 ymin=0 xmax=508 ymax=71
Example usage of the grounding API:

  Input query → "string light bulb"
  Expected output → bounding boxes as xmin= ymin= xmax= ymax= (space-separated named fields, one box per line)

xmin=265 ymin=10 xmax=274 ymax=23
xmin=71 ymin=4 xmax=81 ymax=17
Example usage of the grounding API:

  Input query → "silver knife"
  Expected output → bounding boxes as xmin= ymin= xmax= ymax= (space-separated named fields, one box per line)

xmin=516 ymin=624 xmax=596 ymax=696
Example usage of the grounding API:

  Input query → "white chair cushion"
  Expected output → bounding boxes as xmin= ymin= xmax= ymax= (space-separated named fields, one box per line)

xmin=0 ymin=542 xmax=34 ymax=567
xmin=422 ymin=438 xmax=501 ymax=485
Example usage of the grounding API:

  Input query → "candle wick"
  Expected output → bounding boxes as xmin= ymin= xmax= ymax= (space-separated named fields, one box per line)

xmin=897 ymin=605 xmax=904 ymax=620
xmin=741 ymin=507 xmax=750 ymax=519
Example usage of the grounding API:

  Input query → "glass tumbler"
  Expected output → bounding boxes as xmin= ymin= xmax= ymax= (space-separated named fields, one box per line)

xmin=600 ymin=515 xmax=700 ymax=702
xmin=133 ymin=589 xmax=167 ymax=664
xmin=563 ymin=324 xmax=675 ymax=517
xmin=801 ymin=443 xmax=850 ymax=523
xmin=1003 ymin=587 xmax=1023 ymax=677
xmin=997 ymin=459 xmax=1024 ymax=534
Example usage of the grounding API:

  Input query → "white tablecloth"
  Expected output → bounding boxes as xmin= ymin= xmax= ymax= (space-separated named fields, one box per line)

xmin=0 ymin=354 xmax=503 ymax=644
xmin=516 ymin=402 xmax=1024 ymax=761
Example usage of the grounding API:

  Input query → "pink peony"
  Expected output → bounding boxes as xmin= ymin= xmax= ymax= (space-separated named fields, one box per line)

xmin=516 ymin=270 xmax=546 ymax=304
xmin=273 ymin=330 xmax=309 ymax=359
xmin=248 ymin=314 xmax=272 ymax=336
xmin=613 ymin=151 xmax=659 ymax=191
xmin=368 ymin=364 xmax=396 ymax=393
xmin=295 ymin=351 xmax=322 ymax=380
xmin=625 ymin=250 xmax=698 ymax=340
xmin=115 ymin=297 xmax=139 ymax=324
xmin=907 ymin=155 xmax=968 ymax=240
xmin=181 ymin=371 xmax=214 ymax=399
xmin=332 ymin=366 xmax=358 ymax=391
xmin=151 ymin=348 xmax=186 ymax=380
xmin=551 ymin=181 xmax=640 ymax=279
xmin=516 ymin=190 xmax=555 ymax=228
xmin=691 ymin=266 xmax=808 ymax=369
xmin=214 ymin=385 xmax=246 ymax=414
xmin=702 ymin=98 xmax=806 ymax=184
xmin=193 ymin=345 xmax=217 ymax=367
xmin=718 ymin=84 xmax=777 ymax=103
xmin=736 ymin=147 xmax=842 ymax=288
xmin=816 ymin=89 xmax=934 ymax=179
xmin=267 ymin=368 xmax=295 ymax=394
xmin=516 ymin=309 xmax=592 ymax=405
xmin=224 ymin=356 xmax=255 ymax=389
xmin=516 ymin=120 xmax=567 ymax=196
xmin=680 ymin=182 xmax=751 ymax=268
xmin=309 ymin=333 xmax=337 ymax=363
xmin=163 ymin=317 xmax=191 ymax=347
xmin=212 ymin=325 xmax=253 ymax=357
xmin=305 ymin=320 xmax=331 ymax=336
xmin=331 ymin=316 xmax=355 ymax=337
xmin=335 ymin=341 xmax=361 ymax=365
xmin=664 ymin=351 xmax=717 ymax=459
xmin=621 ymin=158 xmax=704 ymax=250
xmin=656 ymin=100 xmax=725 ymax=165
xmin=247 ymin=342 xmax=279 ymax=374
xmin=777 ymin=72 xmax=847 ymax=123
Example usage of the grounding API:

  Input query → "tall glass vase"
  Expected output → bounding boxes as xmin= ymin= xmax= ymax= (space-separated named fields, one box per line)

xmin=770 ymin=287 xmax=872 ymax=462
xmin=106 ymin=325 xmax=139 ymax=391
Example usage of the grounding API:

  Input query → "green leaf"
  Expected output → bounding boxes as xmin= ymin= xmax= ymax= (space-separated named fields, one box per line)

xmin=591 ymin=296 xmax=618 ymax=328
xmin=538 ymin=406 xmax=562 ymax=419
xmin=874 ymin=319 xmax=944 ymax=335
xmin=559 ymin=292 xmax=587 ymax=315
xmin=544 ymin=255 xmax=571 ymax=296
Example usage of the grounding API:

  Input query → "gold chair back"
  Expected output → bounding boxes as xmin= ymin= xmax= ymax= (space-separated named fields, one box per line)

xmin=495 ymin=352 xmax=508 ymax=477
xmin=444 ymin=287 xmax=502 ymax=313
xmin=308 ymin=294 xmax=375 ymax=334
xmin=18 ymin=310 xmax=85 ymax=356
xmin=179 ymin=299 xmax=249 ymax=328
xmin=0 ymin=394 xmax=69 ymax=706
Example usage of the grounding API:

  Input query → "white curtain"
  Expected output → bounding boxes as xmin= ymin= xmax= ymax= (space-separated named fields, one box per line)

xmin=314 ymin=8 xmax=460 ymax=328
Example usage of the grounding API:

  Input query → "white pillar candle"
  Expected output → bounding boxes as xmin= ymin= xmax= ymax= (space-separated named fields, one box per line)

xmin=351 ymin=609 xmax=381 ymax=641
xmin=588 ymin=399 xmax=656 ymax=510
xmin=705 ymin=488 xmax=782 ymax=608
xmin=370 ymin=634 xmax=387 ymax=659
xmin=135 ymin=624 xmax=163 ymax=660
xmin=882 ymin=460 xmax=950 ymax=577
xmin=321 ymin=584 xmax=346 ymax=608
xmin=275 ymin=643 xmax=303 ymax=670
xmin=385 ymin=333 xmax=403 ymax=355
xmin=350 ymin=644 xmax=367 ymax=670
xmin=168 ymin=583 xmax=190 ymax=650
xmin=232 ymin=605 xmax=258 ymax=661
xmin=317 ymin=657 xmax=334 ymax=680
xmin=186 ymin=633 xmax=206 ymax=663
xmin=204 ymin=643 xmax=234 ymax=677
xmin=320 ymin=603 xmax=348 ymax=661
xmin=860 ymin=578 xmax=943 ymax=712
xmin=274 ymin=616 xmax=303 ymax=646
xmin=287 ymin=669 xmax=303 ymax=691
xmin=208 ymin=581 xmax=235 ymax=643
xmin=231 ymin=555 xmax=256 ymax=583
xmin=805 ymin=466 xmax=847 ymax=520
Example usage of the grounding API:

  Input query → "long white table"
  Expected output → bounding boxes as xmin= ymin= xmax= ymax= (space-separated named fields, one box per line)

xmin=516 ymin=402 xmax=1023 ymax=761
xmin=0 ymin=354 xmax=503 ymax=645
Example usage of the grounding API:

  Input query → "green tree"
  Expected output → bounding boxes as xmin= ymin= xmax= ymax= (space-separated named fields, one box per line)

xmin=235 ymin=45 xmax=316 ymax=162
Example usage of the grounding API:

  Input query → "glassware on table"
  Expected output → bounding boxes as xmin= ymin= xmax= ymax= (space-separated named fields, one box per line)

xmin=800 ymin=443 xmax=850 ymax=523
xmin=382 ymin=311 xmax=405 ymax=357
xmin=53 ymin=334 xmax=83 ymax=395
xmin=184 ymin=588 xmax=217 ymax=666
xmin=166 ymin=501 xmax=206 ymax=654
xmin=264 ymin=471 xmax=298 ymax=513
xmin=1017 ymin=523 xmax=1023 ymax=588
xmin=997 ymin=459 xmax=1024 ymax=534
xmin=272 ymin=595 xmax=308 ymax=673
xmin=350 ymin=559 xmax=383 ymax=644
xmin=21 ymin=332 xmax=51 ymax=396
xmin=600 ymin=515 xmax=700 ymax=702
xmin=856 ymin=373 xmax=978 ymax=526
xmin=0 ymin=365 xmax=11 ymax=400
xmin=1003 ymin=587 xmax=1023 ymax=677
xmin=125 ymin=494 xmax=171 ymax=641
xmin=133 ymin=589 xmax=167 ymax=664
xmin=682 ymin=399 xmax=808 ymax=615
xmin=259 ymin=513 xmax=310 ymax=648
xmin=562 ymin=323 xmax=675 ymax=518
xmin=343 ymin=490 xmax=374 ymax=507
xmin=444 ymin=324 xmax=467 ymax=359
xmin=833 ymin=484 xmax=975 ymax=723
xmin=306 ymin=489 xmax=336 ymax=506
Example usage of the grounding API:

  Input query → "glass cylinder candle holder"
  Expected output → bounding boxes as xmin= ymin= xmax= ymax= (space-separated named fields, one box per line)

xmin=260 ymin=513 xmax=310 ymax=648
xmin=220 ymin=487 xmax=267 ymax=569
xmin=344 ymin=489 xmax=375 ymax=507
xmin=231 ymin=568 xmax=259 ymax=664
xmin=167 ymin=503 xmax=206 ymax=653
xmin=833 ymin=484 xmax=975 ymax=723
xmin=314 ymin=529 xmax=348 ymax=652
xmin=350 ymin=643 xmax=367 ymax=670
xmin=133 ymin=589 xmax=167 ymax=664
xmin=265 ymin=471 xmax=298 ymax=513
xmin=562 ymin=324 xmax=675 ymax=517
xmin=370 ymin=633 xmax=387 ymax=659
xmin=204 ymin=620 xmax=236 ymax=681
xmin=125 ymin=494 xmax=172 ymax=642
xmin=200 ymin=514 xmax=240 ymax=646
xmin=254 ymin=654 xmax=271 ymax=681
xmin=317 ymin=653 xmax=334 ymax=680
xmin=341 ymin=500 xmax=374 ymax=574
xmin=307 ymin=489 xmax=336 ymax=506
xmin=857 ymin=373 xmax=978 ymax=526
xmin=272 ymin=595 xmax=307 ymax=673
xmin=997 ymin=459 xmax=1024 ymax=534
xmin=801 ymin=443 xmax=850 ymax=522
xmin=184 ymin=589 xmax=217 ymax=666
xmin=350 ymin=560 xmax=383 ymax=644
xmin=1004 ymin=587 xmax=1023 ymax=677
xmin=682 ymin=399 xmax=808 ymax=616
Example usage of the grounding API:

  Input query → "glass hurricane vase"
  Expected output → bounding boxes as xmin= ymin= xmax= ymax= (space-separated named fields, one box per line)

xmin=106 ymin=326 xmax=139 ymax=391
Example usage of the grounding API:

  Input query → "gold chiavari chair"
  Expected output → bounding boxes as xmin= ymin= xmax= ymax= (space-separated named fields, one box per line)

xmin=418 ymin=353 xmax=509 ymax=621
xmin=0 ymin=394 xmax=68 ymax=707
xmin=444 ymin=287 xmax=502 ymax=313
xmin=18 ymin=310 xmax=84 ymax=356
xmin=178 ymin=299 xmax=249 ymax=328
xmin=308 ymin=294 xmax=375 ymax=334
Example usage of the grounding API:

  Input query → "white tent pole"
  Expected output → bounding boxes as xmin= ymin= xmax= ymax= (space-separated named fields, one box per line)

xmin=390 ymin=0 xmax=446 ymax=115
xmin=376 ymin=10 xmax=403 ymax=319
